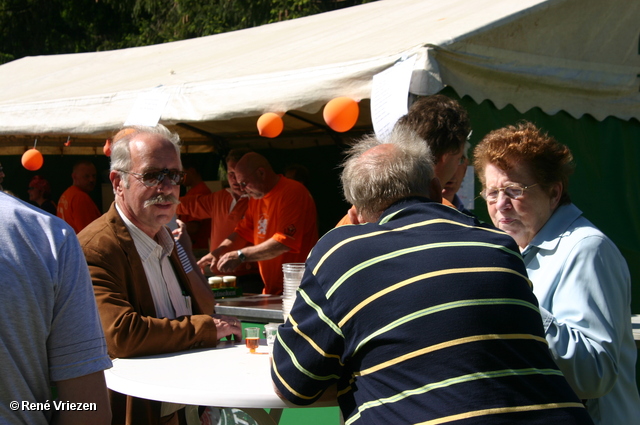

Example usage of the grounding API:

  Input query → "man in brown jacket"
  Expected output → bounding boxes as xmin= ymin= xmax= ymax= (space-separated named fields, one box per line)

xmin=79 ymin=125 xmax=241 ymax=425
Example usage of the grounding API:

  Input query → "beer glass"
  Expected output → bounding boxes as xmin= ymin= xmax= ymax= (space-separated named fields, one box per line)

xmin=245 ymin=327 xmax=260 ymax=353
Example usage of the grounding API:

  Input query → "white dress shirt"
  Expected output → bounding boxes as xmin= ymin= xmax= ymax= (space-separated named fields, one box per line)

xmin=116 ymin=204 xmax=192 ymax=319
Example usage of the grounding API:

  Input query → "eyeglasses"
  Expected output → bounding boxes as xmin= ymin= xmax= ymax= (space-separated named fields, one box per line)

xmin=480 ymin=183 xmax=538 ymax=203
xmin=118 ymin=168 xmax=185 ymax=187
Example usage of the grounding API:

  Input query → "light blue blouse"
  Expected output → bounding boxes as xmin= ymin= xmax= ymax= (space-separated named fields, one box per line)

xmin=523 ymin=203 xmax=640 ymax=425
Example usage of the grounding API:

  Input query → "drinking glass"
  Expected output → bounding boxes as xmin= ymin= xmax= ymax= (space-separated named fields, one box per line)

xmin=245 ymin=327 xmax=260 ymax=353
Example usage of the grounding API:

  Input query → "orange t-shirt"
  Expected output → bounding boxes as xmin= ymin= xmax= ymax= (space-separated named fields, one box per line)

xmin=56 ymin=185 xmax=101 ymax=233
xmin=176 ymin=188 xmax=248 ymax=251
xmin=178 ymin=182 xmax=212 ymax=250
xmin=235 ymin=176 xmax=318 ymax=295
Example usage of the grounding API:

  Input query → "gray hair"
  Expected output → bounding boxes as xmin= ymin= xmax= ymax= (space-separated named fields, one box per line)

xmin=110 ymin=125 xmax=181 ymax=188
xmin=341 ymin=123 xmax=435 ymax=219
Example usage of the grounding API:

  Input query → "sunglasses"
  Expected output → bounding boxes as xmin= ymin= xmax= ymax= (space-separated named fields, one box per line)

xmin=118 ymin=168 xmax=185 ymax=188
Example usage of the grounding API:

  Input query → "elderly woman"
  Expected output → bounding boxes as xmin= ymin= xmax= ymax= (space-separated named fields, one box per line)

xmin=27 ymin=175 xmax=56 ymax=215
xmin=473 ymin=122 xmax=639 ymax=425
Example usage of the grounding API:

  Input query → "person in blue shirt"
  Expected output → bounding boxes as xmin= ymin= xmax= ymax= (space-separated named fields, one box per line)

xmin=473 ymin=121 xmax=640 ymax=425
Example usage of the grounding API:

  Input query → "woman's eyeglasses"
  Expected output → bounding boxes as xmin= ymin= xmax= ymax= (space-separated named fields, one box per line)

xmin=480 ymin=183 xmax=538 ymax=203
xmin=118 ymin=168 xmax=185 ymax=187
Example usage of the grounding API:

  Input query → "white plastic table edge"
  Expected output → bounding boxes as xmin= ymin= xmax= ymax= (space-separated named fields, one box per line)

xmin=104 ymin=341 xmax=336 ymax=424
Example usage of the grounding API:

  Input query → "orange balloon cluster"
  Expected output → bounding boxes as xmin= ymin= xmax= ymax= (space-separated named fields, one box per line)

xmin=22 ymin=149 xmax=44 ymax=171
xmin=257 ymin=113 xmax=284 ymax=138
xmin=256 ymin=97 xmax=359 ymax=138
xmin=323 ymin=97 xmax=359 ymax=132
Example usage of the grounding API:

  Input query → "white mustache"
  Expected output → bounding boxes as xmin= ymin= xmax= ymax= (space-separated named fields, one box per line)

xmin=144 ymin=194 xmax=180 ymax=208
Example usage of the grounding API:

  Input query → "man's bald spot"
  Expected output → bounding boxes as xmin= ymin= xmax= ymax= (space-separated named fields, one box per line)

xmin=361 ymin=143 xmax=396 ymax=160
xmin=235 ymin=152 xmax=272 ymax=174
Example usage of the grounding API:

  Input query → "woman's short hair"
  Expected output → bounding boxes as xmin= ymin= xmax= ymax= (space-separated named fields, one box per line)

xmin=473 ymin=121 xmax=575 ymax=205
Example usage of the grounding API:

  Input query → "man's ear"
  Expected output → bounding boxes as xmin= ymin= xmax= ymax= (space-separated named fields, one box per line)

xmin=347 ymin=205 xmax=361 ymax=225
xmin=429 ymin=177 xmax=443 ymax=203
xmin=110 ymin=170 xmax=123 ymax=195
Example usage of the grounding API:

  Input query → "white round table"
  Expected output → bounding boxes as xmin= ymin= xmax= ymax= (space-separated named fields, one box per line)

xmin=104 ymin=341 xmax=337 ymax=425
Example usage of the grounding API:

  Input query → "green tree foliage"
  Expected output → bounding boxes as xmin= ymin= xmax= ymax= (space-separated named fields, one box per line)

xmin=0 ymin=0 xmax=376 ymax=64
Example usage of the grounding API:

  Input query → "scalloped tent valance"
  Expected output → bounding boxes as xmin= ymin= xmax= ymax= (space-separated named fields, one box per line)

xmin=0 ymin=0 xmax=638 ymax=154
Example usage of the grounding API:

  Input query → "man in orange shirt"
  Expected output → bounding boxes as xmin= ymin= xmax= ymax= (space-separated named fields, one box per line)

xmin=177 ymin=159 xmax=212 ymax=250
xmin=177 ymin=149 xmax=254 ymax=275
xmin=336 ymin=94 xmax=471 ymax=225
xmin=205 ymin=152 xmax=318 ymax=295
xmin=57 ymin=160 xmax=101 ymax=233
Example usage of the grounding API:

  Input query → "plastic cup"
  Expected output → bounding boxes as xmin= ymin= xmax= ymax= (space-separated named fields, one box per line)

xmin=245 ymin=327 xmax=260 ymax=353
xmin=282 ymin=298 xmax=296 ymax=321
xmin=282 ymin=263 xmax=305 ymax=282
xmin=264 ymin=323 xmax=279 ymax=349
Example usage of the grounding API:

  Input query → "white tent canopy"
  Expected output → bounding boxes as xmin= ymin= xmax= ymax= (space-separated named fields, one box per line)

xmin=0 ymin=0 xmax=638 ymax=154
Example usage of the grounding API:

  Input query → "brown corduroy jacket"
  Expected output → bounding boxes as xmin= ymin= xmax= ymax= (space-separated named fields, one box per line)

xmin=79 ymin=202 xmax=217 ymax=425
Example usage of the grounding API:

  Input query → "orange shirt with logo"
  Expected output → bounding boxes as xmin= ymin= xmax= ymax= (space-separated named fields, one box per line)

xmin=235 ymin=176 xmax=318 ymax=294
xmin=177 ymin=188 xmax=248 ymax=251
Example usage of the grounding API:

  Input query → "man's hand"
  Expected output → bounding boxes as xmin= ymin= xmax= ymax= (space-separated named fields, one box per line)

xmin=212 ymin=314 xmax=242 ymax=341
xmin=217 ymin=251 xmax=242 ymax=274
xmin=197 ymin=252 xmax=217 ymax=274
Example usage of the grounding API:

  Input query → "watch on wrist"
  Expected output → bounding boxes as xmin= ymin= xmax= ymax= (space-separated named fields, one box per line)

xmin=237 ymin=250 xmax=247 ymax=262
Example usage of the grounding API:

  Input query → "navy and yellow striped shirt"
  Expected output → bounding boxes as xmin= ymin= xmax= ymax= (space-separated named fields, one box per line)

xmin=272 ymin=197 xmax=593 ymax=424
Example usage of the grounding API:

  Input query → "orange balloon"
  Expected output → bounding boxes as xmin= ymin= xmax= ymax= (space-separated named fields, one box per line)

xmin=103 ymin=139 xmax=112 ymax=157
xmin=257 ymin=113 xmax=284 ymax=138
xmin=323 ymin=97 xmax=359 ymax=132
xmin=22 ymin=149 xmax=44 ymax=171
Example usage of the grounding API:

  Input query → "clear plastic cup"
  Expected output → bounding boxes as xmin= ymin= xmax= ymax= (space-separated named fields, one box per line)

xmin=264 ymin=323 xmax=279 ymax=349
xmin=245 ymin=327 xmax=260 ymax=353
xmin=282 ymin=263 xmax=305 ymax=282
